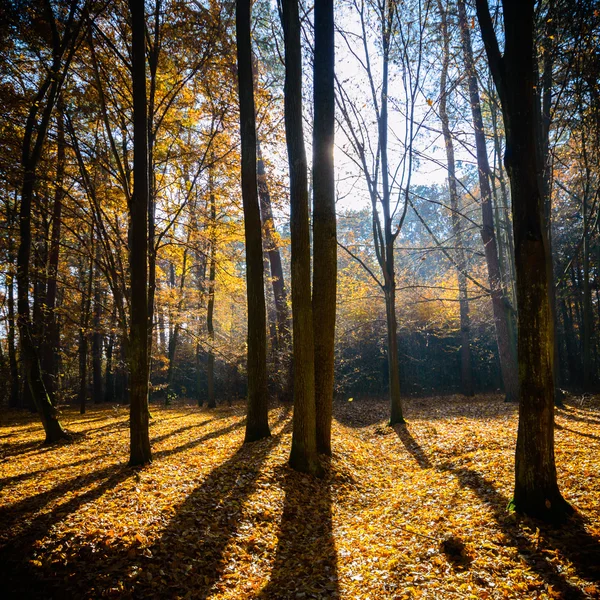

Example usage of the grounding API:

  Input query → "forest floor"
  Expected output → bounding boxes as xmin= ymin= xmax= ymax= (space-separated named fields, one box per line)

xmin=1 ymin=394 xmax=599 ymax=599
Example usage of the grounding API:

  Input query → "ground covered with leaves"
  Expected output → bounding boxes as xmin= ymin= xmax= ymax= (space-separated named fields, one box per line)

xmin=1 ymin=394 xmax=599 ymax=599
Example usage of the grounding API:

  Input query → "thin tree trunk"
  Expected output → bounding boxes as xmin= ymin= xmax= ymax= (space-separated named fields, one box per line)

xmin=437 ymin=0 xmax=474 ymax=397
xmin=92 ymin=283 xmax=103 ymax=404
xmin=128 ymin=0 xmax=152 ymax=466
xmin=206 ymin=189 xmax=217 ymax=409
xmin=257 ymin=145 xmax=292 ymax=400
xmin=41 ymin=99 xmax=65 ymax=402
xmin=281 ymin=0 xmax=322 ymax=476
xmin=459 ymin=0 xmax=518 ymax=403
xmin=236 ymin=0 xmax=270 ymax=441
xmin=476 ymin=0 xmax=572 ymax=522
xmin=6 ymin=196 xmax=20 ymax=408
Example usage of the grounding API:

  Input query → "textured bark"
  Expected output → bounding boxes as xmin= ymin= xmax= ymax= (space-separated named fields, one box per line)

xmin=236 ymin=0 xmax=270 ymax=442
xmin=128 ymin=0 xmax=152 ymax=466
xmin=312 ymin=0 xmax=337 ymax=455
xmin=458 ymin=0 xmax=518 ymax=403
xmin=281 ymin=0 xmax=322 ymax=476
xmin=476 ymin=0 xmax=572 ymax=523
xmin=437 ymin=0 xmax=474 ymax=397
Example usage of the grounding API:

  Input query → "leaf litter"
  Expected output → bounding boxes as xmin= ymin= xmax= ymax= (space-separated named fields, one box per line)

xmin=0 ymin=394 xmax=599 ymax=599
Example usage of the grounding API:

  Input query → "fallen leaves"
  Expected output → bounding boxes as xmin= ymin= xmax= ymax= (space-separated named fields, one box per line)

xmin=0 ymin=394 xmax=599 ymax=599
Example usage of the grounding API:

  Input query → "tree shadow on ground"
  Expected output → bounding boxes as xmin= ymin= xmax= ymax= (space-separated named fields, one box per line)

xmin=556 ymin=405 xmax=600 ymax=427
xmin=554 ymin=422 xmax=600 ymax=441
xmin=259 ymin=460 xmax=339 ymax=599
xmin=84 ymin=418 xmax=292 ymax=599
xmin=0 ymin=419 xmax=249 ymax=546
xmin=393 ymin=424 xmax=433 ymax=469
xmin=438 ymin=463 xmax=600 ymax=598
xmin=0 ymin=408 xmax=293 ymax=599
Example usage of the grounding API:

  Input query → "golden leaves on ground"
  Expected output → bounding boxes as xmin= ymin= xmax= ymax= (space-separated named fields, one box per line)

xmin=0 ymin=395 xmax=599 ymax=599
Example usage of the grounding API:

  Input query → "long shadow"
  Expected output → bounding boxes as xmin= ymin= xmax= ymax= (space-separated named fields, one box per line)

xmin=259 ymin=461 xmax=338 ymax=599
xmin=0 ymin=419 xmax=247 ymax=533
xmin=73 ymin=423 xmax=291 ymax=598
xmin=556 ymin=406 xmax=600 ymax=427
xmin=554 ymin=422 xmax=600 ymax=441
xmin=439 ymin=463 xmax=600 ymax=597
xmin=394 ymin=424 xmax=433 ymax=469
xmin=1 ymin=463 xmax=136 ymax=599
xmin=390 ymin=423 xmax=599 ymax=597
xmin=1 ymin=410 xmax=293 ymax=599
xmin=0 ymin=440 xmax=57 ymax=461
xmin=0 ymin=454 xmax=100 ymax=488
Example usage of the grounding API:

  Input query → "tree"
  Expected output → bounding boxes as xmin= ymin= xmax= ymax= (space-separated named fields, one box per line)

xmin=436 ymin=0 xmax=474 ymax=397
xmin=236 ymin=0 xmax=271 ymax=442
xmin=128 ymin=0 xmax=152 ymax=466
xmin=312 ymin=0 xmax=337 ymax=455
xmin=281 ymin=0 xmax=322 ymax=476
xmin=475 ymin=0 xmax=573 ymax=522
xmin=16 ymin=0 xmax=86 ymax=442
xmin=457 ymin=0 xmax=518 ymax=403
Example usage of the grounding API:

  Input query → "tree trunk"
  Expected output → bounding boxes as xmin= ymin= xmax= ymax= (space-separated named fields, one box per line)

xmin=206 ymin=189 xmax=217 ymax=409
xmin=312 ymin=0 xmax=337 ymax=455
xmin=257 ymin=145 xmax=292 ymax=400
xmin=78 ymin=252 xmax=94 ymax=415
xmin=476 ymin=0 xmax=572 ymax=522
xmin=458 ymin=0 xmax=518 ymax=403
xmin=6 ymin=195 xmax=20 ymax=409
xmin=236 ymin=0 xmax=271 ymax=442
xmin=92 ymin=284 xmax=103 ymax=404
xmin=437 ymin=0 xmax=474 ymax=397
xmin=128 ymin=0 xmax=152 ymax=466
xmin=41 ymin=99 xmax=65 ymax=402
xmin=281 ymin=0 xmax=322 ymax=476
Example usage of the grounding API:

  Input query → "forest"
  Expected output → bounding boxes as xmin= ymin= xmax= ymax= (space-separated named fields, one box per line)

xmin=0 ymin=0 xmax=599 ymax=597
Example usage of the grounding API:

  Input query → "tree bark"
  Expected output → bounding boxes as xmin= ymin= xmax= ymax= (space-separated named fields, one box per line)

xmin=458 ymin=0 xmax=518 ymax=403
xmin=281 ymin=0 xmax=322 ymax=476
xmin=236 ymin=0 xmax=271 ymax=442
xmin=128 ymin=0 xmax=152 ymax=466
xmin=312 ymin=0 xmax=337 ymax=455
xmin=476 ymin=0 xmax=572 ymax=523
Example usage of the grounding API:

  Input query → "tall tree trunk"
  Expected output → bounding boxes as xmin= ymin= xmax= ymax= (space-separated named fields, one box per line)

xmin=257 ymin=145 xmax=292 ymax=399
xmin=458 ymin=0 xmax=518 ymax=403
xmin=236 ymin=0 xmax=270 ymax=442
xmin=206 ymin=189 xmax=217 ymax=409
xmin=92 ymin=283 xmax=103 ymax=404
xmin=104 ymin=322 xmax=115 ymax=403
xmin=476 ymin=0 xmax=572 ymax=522
xmin=437 ymin=0 xmax=474 ymax=397
xmin=281 ymin=0 xmax=322 ymax=476
xmin=41 ymin=99 xmax=65 ymax=402
xmin=128 ymin=0 xmax=152 ymax=466
xmin=6 ymin=196 xmax=20 ymax=409
xmin=312 ymin=0 xmax=337 ymax=455
xmin=78 ymin=249 xmax=94 ymax=414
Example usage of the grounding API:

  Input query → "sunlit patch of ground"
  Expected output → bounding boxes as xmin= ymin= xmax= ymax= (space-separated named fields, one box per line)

xmin=0 ymin=394 xmax=598 ymax=599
